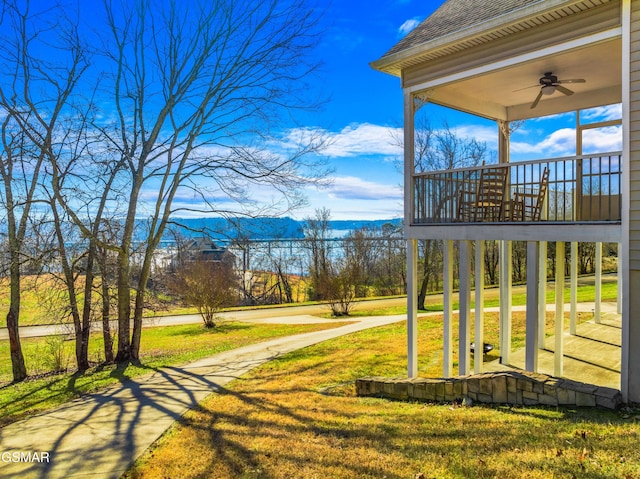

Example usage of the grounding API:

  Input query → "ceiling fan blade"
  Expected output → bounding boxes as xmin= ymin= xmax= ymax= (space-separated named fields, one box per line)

xmin=513 ymin=84 xmax=540 ymax=92
xmin=556 ymin=84 xmax=574 ymax=96
xmin=530 ymin=90 xmax=543 ymax=109
xmin=557 ymin=79 xmax=585 ymax=84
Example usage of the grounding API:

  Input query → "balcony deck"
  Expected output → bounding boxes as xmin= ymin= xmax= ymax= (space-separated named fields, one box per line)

xmin=409 ymin=153 xmax=622 ymax=243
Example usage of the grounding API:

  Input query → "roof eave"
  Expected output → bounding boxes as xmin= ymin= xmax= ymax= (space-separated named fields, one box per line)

xmin=370 ymin=0 xmax=600 ymax=77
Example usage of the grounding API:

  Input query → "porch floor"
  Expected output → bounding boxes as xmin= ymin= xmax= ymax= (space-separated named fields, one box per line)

xmin=484 ymin=303 xmax=621 ymax=390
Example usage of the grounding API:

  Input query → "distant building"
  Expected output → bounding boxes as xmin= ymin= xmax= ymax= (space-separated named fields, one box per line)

xmin=169 ymin=237 xmax=236 ymax=271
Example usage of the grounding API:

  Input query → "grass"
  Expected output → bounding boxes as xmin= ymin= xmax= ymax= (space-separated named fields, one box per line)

xmin=0 ymin=320 xmax=350 ymax=426
xmin=0 ymin=273 xmax=618 ymax=326
xmin=125 ymin=311 xmax=639 ymax=479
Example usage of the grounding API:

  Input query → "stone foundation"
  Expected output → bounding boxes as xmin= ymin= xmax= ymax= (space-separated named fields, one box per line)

xmin=355 ymin=371 xmax=622 ymax=410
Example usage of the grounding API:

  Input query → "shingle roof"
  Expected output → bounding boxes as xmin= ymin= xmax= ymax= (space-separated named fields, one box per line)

xmin=382 ymin=0 xmax=543 ymax=58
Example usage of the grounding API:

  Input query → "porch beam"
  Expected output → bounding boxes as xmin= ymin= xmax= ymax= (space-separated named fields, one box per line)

xmin=404 ymin=224 xmax=621 ymax=243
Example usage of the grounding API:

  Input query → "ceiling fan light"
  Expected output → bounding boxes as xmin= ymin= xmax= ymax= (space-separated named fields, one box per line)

xmin=542 ymin=85 xmax=556 ymax=95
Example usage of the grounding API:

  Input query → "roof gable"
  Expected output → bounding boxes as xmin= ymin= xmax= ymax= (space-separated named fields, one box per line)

xmin=384 ymin=0 xmax=541 ymax=58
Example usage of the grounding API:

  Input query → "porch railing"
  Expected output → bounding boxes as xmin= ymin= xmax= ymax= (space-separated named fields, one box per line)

xmin=412 ymin=152 xmax=622 ymax=225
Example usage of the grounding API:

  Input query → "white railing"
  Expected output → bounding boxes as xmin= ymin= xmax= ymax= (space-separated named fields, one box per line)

xmin=412 ymin=152 xmax=622 ymax=225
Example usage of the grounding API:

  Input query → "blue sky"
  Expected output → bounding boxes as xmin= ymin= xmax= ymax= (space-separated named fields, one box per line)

xmin=287 ymin=0 xmax=622 ymax=221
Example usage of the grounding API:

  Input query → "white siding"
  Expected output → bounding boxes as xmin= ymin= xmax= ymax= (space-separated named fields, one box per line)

xmin=631 ymin=1 xmax=640 ymax=270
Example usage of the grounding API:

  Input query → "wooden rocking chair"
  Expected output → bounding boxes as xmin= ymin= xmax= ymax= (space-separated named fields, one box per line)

xmin=457 ymin=166 xmax=508 ymax=222
xmin=510 ymin=167 xmax=550 ymax=222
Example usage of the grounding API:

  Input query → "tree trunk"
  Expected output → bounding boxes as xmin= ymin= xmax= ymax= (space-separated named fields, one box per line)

xmin=99 ymin=251 xmax=115 ymax=363
xmin=7 ymin=249 xmax=27 ymax=382
xmin=115 ymin=248 xmax=132 ymax=363
xmin=78 ymin=250 xmax=96 ymax=372
xmin=417 ymin=273 xmax=430 ymax=311
xmin=6 ymin=307 xmax=27 ymax=382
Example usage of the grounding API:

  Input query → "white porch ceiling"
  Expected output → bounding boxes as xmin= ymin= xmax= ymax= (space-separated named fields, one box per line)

xmin=416 ymin=38 xmax=621 ymax=121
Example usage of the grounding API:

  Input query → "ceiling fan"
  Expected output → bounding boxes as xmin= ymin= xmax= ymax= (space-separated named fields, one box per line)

xmin=516 ymin=72 xmax=586 ymax=109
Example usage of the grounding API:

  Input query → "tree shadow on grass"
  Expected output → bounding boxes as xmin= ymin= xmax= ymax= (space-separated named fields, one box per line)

xmin=145 ymin=357 xmax=640 ymax=479
xmin=162 ymin=322 xmax=253 ymax=337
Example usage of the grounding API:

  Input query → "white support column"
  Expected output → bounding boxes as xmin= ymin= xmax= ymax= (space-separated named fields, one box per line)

xmin=403 ymin=90 xmax=416 ymax=228
xmin=555 ymin=241 xmax=565 ymax=377
xmin=459 ymin=240 xmax=472 ymax=376
xmin=474 ymin=240 xmax=485 ymax=374
xmin=403 ymin=88 xmax=418 ymax=379
xmin=570 ymin=242 xmax=578 ymax=335
xmin=443 ymin=240 xmax=454 ymax=377
xmin=595 ymin=242 xmax=602 ymax=324
xmin=526 ymin=241 xmax=540 ymax=372
xmin=407 ymin=239 xmax=418 ymax=378
xmin=538 ymin=241 xmax=547 ymax=348
xmin=499 ymin=240 xmax=512 ymax=365
xmin=618 ymin=242 xmax=622 ymax=315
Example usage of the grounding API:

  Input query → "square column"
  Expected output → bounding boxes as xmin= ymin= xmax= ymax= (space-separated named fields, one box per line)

xmin=526 ymin=241 xmax=540 ymax=372
xmin=474 ymin=240 xmax=485 ymax=374
xmin=555 ymin=241 xmax=565 ymax=377
xmin=499 ymin=240 xmax=512 ymax=364
xmin=443 ymin=240 xmax=454 ymax=377
xmin=538 ymin=241 xmax=547 ymax=349
xmin=458 ymin=240 xmax=472 ymax=375
xmin=407 ymin=239 xmax=418 ymax=378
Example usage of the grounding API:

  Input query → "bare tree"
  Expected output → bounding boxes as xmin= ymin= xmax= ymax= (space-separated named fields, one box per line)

xmin=303 ymin=208 xmax=332 ymax=301
xmin=372 ymin=223 xmax=406 ymax=296
xmin=343 ymin=227 xmax=379 ymax=298
xmin=0 ymin=1 xmax=88 ymax=381
xmin=40 ymin=0 xmax=329 ymax=363
xmin=171 ymin=260 xmax=237 ymax=328
xmin=321 ymin=257 xmax=359 ymax=317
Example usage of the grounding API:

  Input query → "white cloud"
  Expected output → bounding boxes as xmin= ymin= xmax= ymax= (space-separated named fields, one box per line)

xmin=511 ymin=125 xmax=622 ymax=156
xmin=581 ymin=104 xmax=622 ymax=122
xmin=281 ymin=122 xmax=499 ymax=160
xmin=511 ymin=128 xmax=576 ymax=155
xmin=582 ymin=125 xmax=622 ymax=153
xmin=283 ymin=123 xmax=402 ymax=158
xmin=448 ymin=124 xmax=499 ymax=147
xmin=398 ymin=17 xmax=421 ymax=37
xmin=323 ymin=176 xmax=402 ymax=201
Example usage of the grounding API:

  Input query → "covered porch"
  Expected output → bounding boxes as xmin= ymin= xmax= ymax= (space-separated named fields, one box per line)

xmin=370 ymin=0 xmax=639 ymax=403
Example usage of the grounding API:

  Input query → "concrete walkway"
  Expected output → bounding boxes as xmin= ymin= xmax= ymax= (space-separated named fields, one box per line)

xmin=0 ymin=297 xmax=408 ymax=340
xmin=0 ymin=314 xmax=406 ymax=479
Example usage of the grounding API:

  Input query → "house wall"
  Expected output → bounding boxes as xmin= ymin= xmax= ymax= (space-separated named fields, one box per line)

xmin=627 ymin=0 xmax=640 ymax=403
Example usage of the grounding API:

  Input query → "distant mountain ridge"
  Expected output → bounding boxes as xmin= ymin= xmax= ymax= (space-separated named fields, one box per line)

xmin=164 ymin=217 xmax=402 ymax=241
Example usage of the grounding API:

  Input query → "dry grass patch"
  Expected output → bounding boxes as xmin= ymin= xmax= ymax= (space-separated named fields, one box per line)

xmin=127 ymin=314 xmax=639 ymax=479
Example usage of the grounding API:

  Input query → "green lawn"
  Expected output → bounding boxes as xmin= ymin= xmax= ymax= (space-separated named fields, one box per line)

xmin=0 ymin=320 xmax=350 ymax=426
